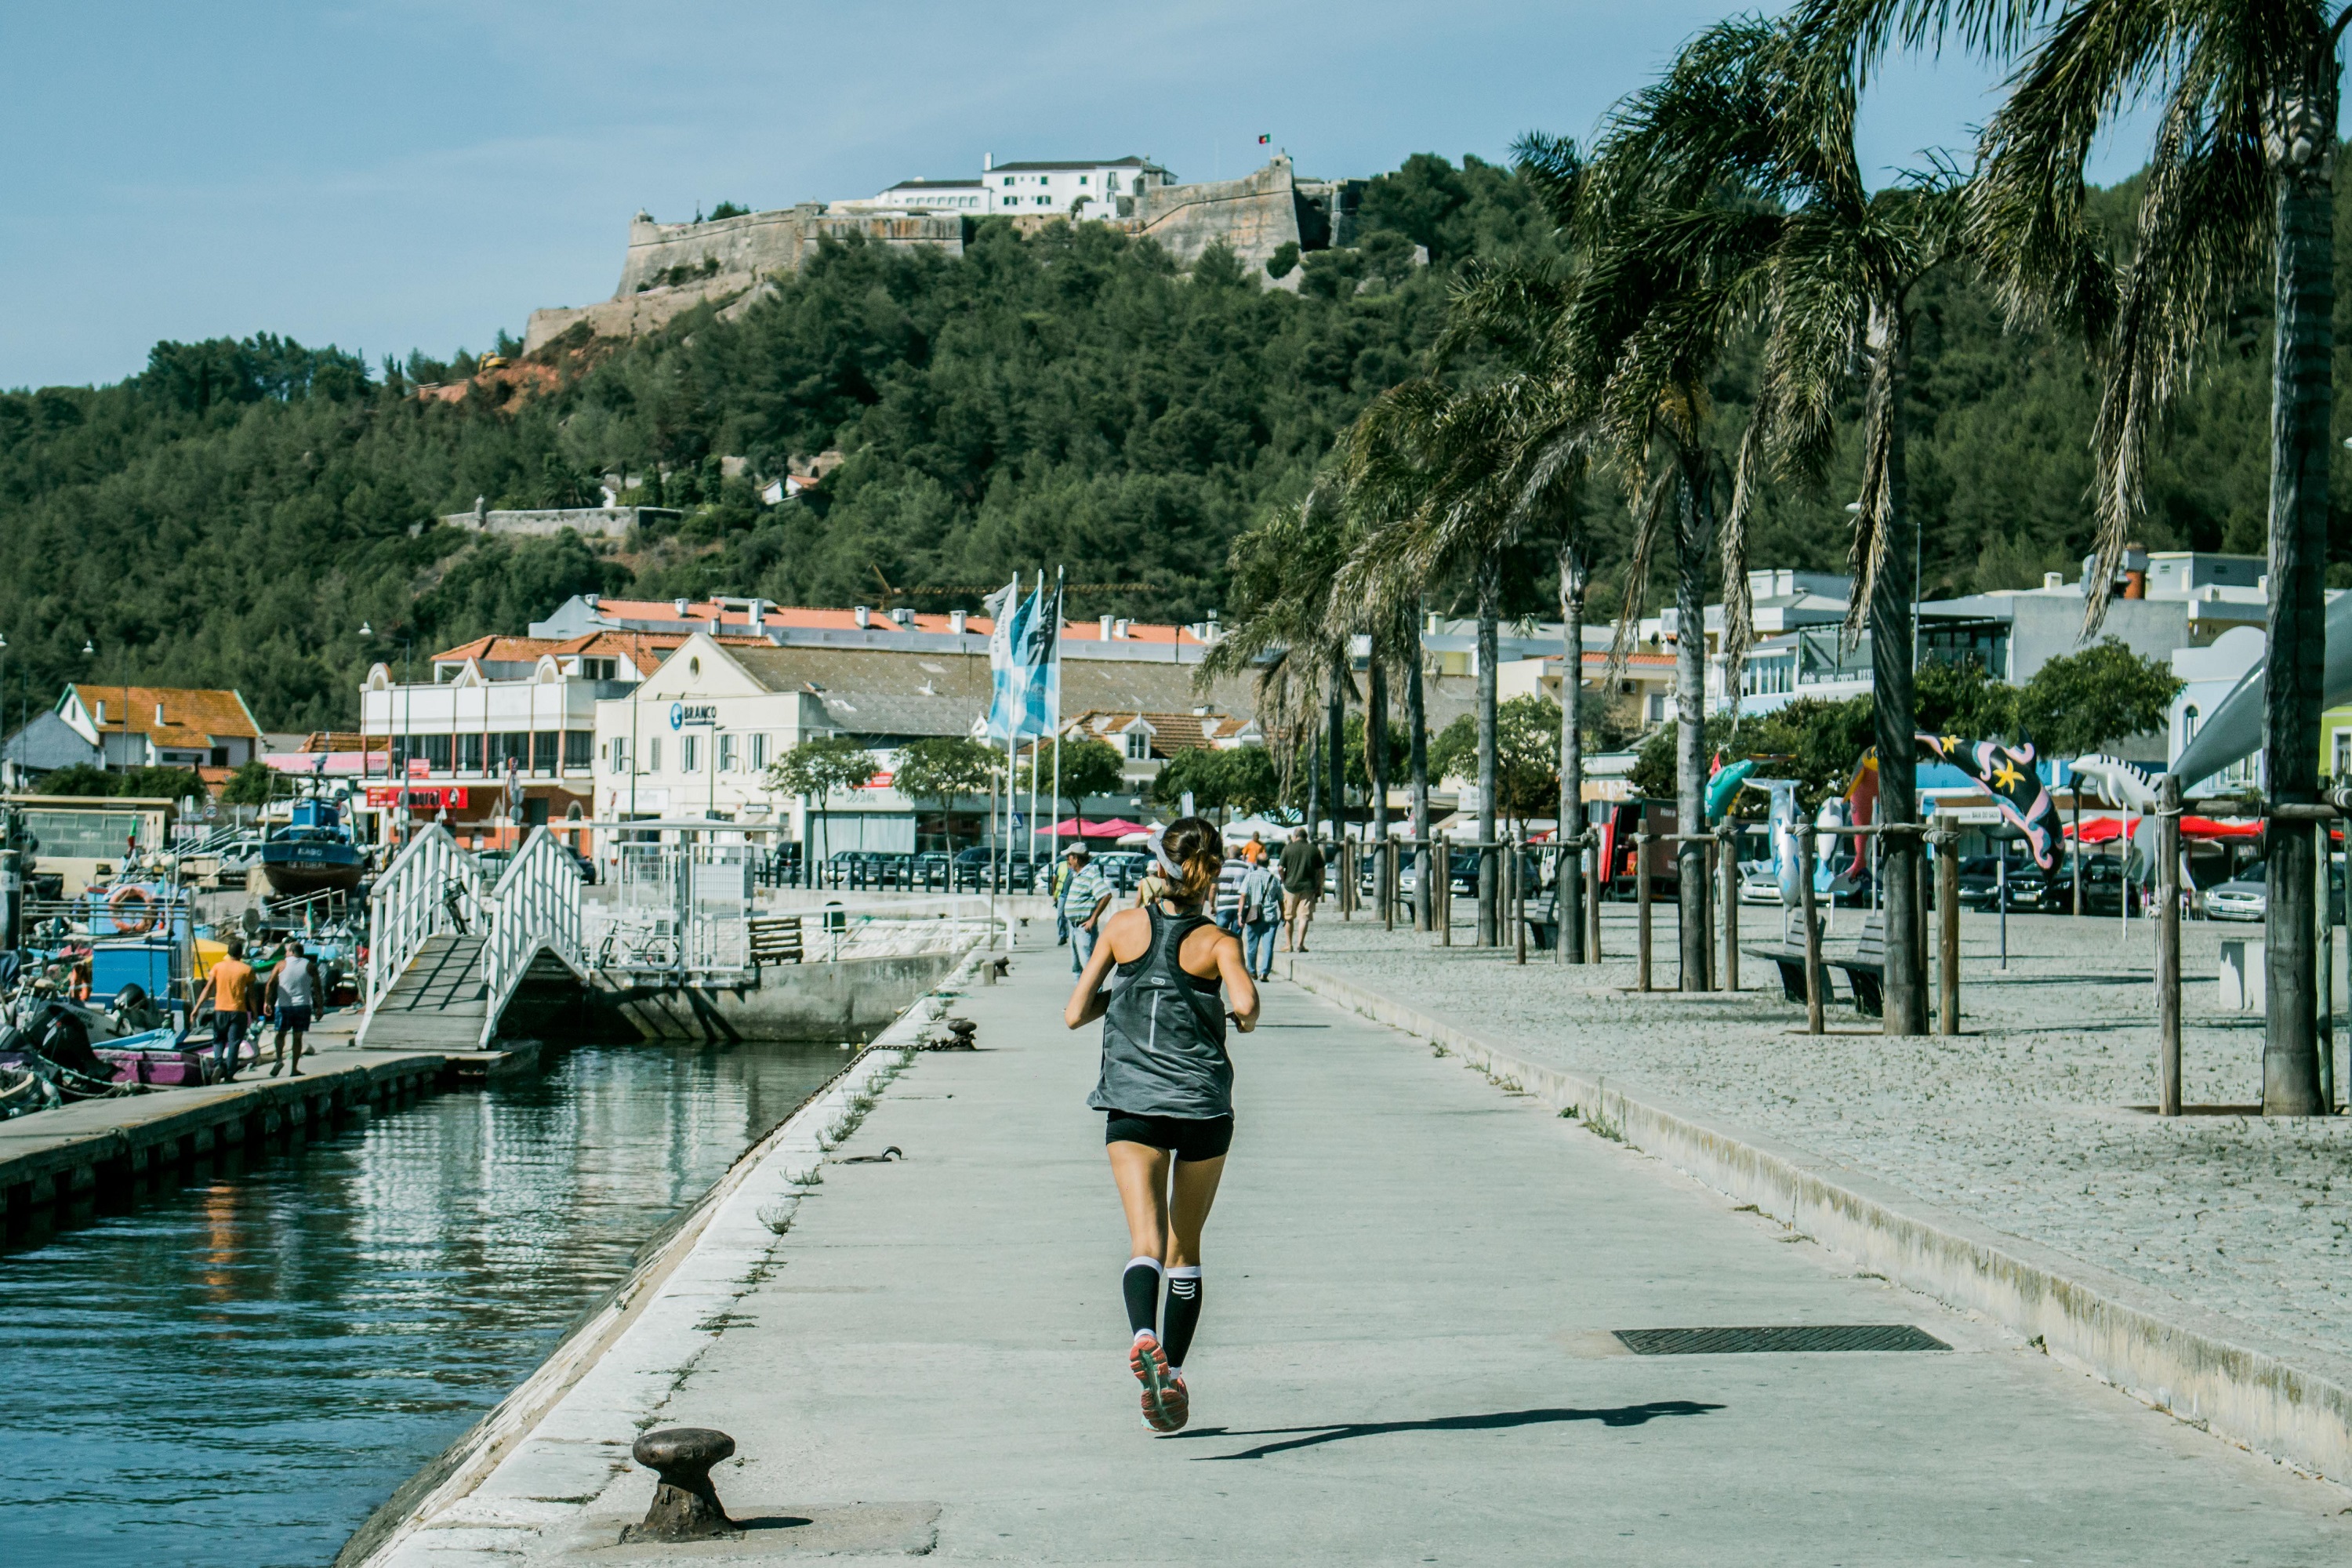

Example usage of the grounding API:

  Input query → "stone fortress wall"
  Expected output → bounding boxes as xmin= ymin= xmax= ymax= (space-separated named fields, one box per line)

xmin=524 ymin=158 xmax=1361 ymax=353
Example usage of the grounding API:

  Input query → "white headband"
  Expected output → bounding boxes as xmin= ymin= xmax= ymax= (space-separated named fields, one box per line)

xmin=1147 ymin=825 xmax=1183 ymax=877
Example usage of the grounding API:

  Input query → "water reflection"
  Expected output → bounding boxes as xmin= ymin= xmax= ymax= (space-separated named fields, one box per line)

xmin=0 ymin=1036 xmax=851 ymax=1568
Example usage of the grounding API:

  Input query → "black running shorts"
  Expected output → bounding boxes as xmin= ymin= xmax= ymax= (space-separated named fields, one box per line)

xmin=1103 ymin=1109 xmax=1234 ymax=1163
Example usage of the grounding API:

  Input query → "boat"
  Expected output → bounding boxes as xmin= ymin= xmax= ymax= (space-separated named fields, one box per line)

xmin=260 ymin=796 xmax=365 ymax=898
xmin=0 ymin=1065 xmax=56 ymax=1119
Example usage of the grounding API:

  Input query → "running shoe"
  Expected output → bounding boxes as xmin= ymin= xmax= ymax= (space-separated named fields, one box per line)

xmin=1130 ymin=1333 xmax=1180 ymax=1432
xmin=1160 ymin=1374 xmax=1190 ymax=1432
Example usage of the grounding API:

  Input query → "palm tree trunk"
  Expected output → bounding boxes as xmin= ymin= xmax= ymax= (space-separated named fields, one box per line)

xmin=1475 ymin=559 xmax=1502 ymax=946
xmin=1674 ymin=470 xmax=1711 ymax=991
xmin=1409 ymin=630 xmax=1432 ymax=932
xmin=1370 ymin=657 xmax=1391 ymax=843
xmin=1328 ymin=651 xmax=1348 ymax=848
xmin=1873 ymin=310 xmax=1929 ymax=1036
xmin=1559 ymin=543 xmax=1586 ymax=964
xmin=2262 ymin=74 xmax=2336 ymax=1116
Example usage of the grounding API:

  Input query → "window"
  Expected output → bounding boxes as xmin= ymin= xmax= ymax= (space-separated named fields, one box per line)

xmin=719 ymin=733 xmax=739 ymax=772
xmin=419 ymin=734 xmax=452 ymax=771
xmin=1003 ymin=176 xmax=1014 ymax=187
xmin=564 ymin=731 xmax=592 ymax=770
xmin=1125 ymin=730 xmax=1150 ymax=761
xmin=608 ymin=738 xmax=626 ymax=775
xmin=457 ymin=732 xmax=484 ymax=772
xmin=1078 ymin=176 xmax=1088 ymax=185
xmin=648 ymin=737 xmax=662 ymax=773
xmin=1646 ymin=695 xmax=1668 ymax=724
xmin=750 ymin=732 xmax=768 ymax=771
xmin=492 ymin=731 xmax=529 ymax=771
xmin=532 ymin=731 xmax=560 ymax=774
xmin=681 ymin=735 xmax=702 ymax=773
xmin=2336 ymin=731 xmax=2350 ymax=779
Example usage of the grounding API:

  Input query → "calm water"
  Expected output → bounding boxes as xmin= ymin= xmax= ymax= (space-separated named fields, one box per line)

xmin=0 ymin=1037 xmax=855 ymax=1567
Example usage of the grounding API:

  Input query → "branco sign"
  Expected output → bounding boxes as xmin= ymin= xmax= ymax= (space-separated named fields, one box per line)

xmin=669 ymin=702 xmax=717 ymax=730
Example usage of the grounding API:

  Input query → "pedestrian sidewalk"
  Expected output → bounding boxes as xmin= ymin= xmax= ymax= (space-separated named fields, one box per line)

xmin=391 ymin=950 xmax=2347 ymax=1564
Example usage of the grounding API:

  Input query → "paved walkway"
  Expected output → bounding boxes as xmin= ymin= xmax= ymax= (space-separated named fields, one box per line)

xmin=415 ymin=951 xmax=2347 ymax=1563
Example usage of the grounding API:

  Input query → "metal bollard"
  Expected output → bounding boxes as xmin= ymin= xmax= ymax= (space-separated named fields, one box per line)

xmin=624 ymin=1427 xmax=739 ymax=1542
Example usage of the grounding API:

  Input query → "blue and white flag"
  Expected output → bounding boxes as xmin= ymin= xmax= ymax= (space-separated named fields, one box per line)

xmin=1018 ymin=578 xmax=1061 ymax=737
xmin=982 ymin=575 xmax=1027 ymax=739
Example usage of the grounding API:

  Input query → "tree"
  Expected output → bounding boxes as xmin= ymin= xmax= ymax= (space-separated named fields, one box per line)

xmin=1152 ymin=748 xmax=1234 ymax=817
xmin=218 ymin=760 xmax=278 ymax=807
xmin=1814 ymin=0 xmax=2343 ymax=1098
xmin=2013 ymin=638 xmax=2183 ymax=758
xmin=114 ymin=766 xmax=209 ymax=804
xmin=1050 ymin=738 xmax=1129 ymax=815
xmin=36 ymin=764 xmax=116 ymax=798
xmin=1575 ymin=14 xmax=1975 ymax=1025
xmin=768 ymin=735 xmax=877 ymax=859
xmin=892 ymin=737 xmax=998 ymax=808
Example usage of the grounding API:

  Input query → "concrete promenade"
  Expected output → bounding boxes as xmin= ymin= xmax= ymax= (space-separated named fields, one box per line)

xmin=377 ymin=951 xmax=2347 ymax=1563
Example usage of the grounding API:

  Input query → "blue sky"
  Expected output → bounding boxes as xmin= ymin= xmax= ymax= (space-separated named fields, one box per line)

xmin=2 ymin=2 xmax=2109 ymax=391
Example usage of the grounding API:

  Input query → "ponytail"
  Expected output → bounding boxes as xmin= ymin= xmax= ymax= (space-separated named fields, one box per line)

xmin=1159 ymin=816 xmax=1224 ymax=908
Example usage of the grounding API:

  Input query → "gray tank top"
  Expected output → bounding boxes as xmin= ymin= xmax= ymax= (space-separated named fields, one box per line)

xmin=1087 ymin=906 xmax=1232 ymax=1120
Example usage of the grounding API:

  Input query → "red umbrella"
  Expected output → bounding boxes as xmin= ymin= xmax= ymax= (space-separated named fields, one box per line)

xmin=1047 ymin=817 xmax=1149 ymax=839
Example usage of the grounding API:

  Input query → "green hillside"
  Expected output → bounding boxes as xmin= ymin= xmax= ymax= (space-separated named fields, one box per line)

xmin=0 ymin=152 xmax=2328 ymax=734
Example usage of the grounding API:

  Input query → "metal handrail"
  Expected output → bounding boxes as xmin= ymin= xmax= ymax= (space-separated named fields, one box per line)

xmin=480 ymin=827 xmax=584 ymax=1044
xmin=361 ymin=825 xmax=488 ymax=1029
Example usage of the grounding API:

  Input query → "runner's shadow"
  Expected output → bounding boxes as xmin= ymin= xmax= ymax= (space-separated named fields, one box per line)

xmin=1175 ymin=1399 xmax=1724 ymax=1460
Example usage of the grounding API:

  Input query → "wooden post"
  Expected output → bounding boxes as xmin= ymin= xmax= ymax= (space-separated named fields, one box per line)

xmin=2158 ymin=773 xmax=2182 ymax=1116
xmin=1720 ymin=824 xmax=1740 ymax=993
xmin=1439 ymin=835 xmax=1453 ymax=948
xmin=1936 ymin=827 xmax=1961 ymax=1036
xmin=1382 ymin=837 xmax=1397 ymax=932
xmin=2317 ymin=818 xmax=2335 ymax=1110
xmin=1799 ymin=825 xmax=1823 ymax=1035
xmin=1586 ymin=837 xmax=1602 ymax=963
xmin=1636 ymin=832 xmax=1653 ymax=992
xmin=1513 ymin=837 xmax=1528 ymax=964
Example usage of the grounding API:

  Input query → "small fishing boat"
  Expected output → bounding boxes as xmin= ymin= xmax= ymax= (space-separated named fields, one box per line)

xmin=260 ymin=796 xmax=365 ymax=898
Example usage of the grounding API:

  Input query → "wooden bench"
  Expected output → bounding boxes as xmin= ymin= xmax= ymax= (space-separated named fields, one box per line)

xmin=1524 ymin=890 xmax=1561 ymax=953
xmin=1830 ymin=912 xmax=1886 ymax=1018
xmin=1740 ymin=939 xmax=1836 ymax=1007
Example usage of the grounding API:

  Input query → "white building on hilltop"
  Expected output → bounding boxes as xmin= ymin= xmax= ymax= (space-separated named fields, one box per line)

xmin=981 ymin=154 xmax=1173 ymax=220
xmin=867 ymin=177 xmax=987 ymax=212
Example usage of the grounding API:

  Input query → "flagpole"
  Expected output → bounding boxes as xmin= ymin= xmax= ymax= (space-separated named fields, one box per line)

xmin=1051 ymin=564 xmax=1065 ymax=850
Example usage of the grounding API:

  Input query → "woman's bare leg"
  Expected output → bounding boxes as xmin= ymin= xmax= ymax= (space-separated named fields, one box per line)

xmin=1164 ymin=1155 xmax=1225 ymax=1268
xmin=1108 ymin=1141 xmax=1172 ymax=1260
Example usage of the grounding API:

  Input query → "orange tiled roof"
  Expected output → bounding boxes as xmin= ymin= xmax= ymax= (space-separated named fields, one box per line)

xmin=430 ymin=628 xmax=765 ymax=676
xmin=67 ymin=684 xmax=261 ymax=747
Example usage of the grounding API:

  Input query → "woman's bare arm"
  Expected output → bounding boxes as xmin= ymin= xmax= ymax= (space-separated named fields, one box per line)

xmin=1064 ymin=907 xmax=1138 ymax=1028
xmin=1214 ymin=931 xmax=1260 ymax=1031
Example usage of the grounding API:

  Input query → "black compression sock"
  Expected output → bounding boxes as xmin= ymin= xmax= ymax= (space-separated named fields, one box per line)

xmin=1162 ymin=1265 xmax=1203 ymax=1368
xmin=1122 ymin=1257 xmax=1164 ymax=1341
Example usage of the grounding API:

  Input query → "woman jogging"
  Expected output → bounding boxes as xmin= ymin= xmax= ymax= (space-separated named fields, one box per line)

xmin=1065 ymin=816 xmax=1258 ymax=1432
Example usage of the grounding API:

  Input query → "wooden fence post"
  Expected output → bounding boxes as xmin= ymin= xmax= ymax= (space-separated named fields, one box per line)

xmin=2158 ymin=773 xmax=2182 ymax=1116
xmin=1720 ymin=823 xmax=1740 ymax=993
xmin=1635 ymin=833 xmax=1653 ymax=992
xmin=1799 ymin=824 xmax=1823 ymax=1035
xmin=1936 ymin=826 xmax=1961 ymax=1036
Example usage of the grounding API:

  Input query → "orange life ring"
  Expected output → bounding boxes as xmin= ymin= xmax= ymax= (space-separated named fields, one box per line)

xmin=107 ymin=884 xmax=156 ymax=936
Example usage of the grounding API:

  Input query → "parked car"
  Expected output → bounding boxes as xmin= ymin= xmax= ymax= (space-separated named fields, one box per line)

xmin=1957 ymin=855 xmax=2053 ymax=913
xmin=1094 ymin=851 xmax=1148 ymax=893
xmin=1736 ymin=866 xmax=1784 ymax=906
xmin=949 ymin=846 xmax=1038 ymax=893
xmin=2203 ymin=869 xmax=2265 ymax=923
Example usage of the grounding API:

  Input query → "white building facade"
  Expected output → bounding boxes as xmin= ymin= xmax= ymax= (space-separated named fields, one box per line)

xmin=982 ymin=155 xmax=1173 ymax=220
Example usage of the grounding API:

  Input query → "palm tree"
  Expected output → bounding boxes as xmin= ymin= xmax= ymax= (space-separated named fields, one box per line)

xmin=1337 ymin=356 xmax=1599 ymax=948
xmin=1809 ymin=0 xmax=2338 ymax=1097
xmin=1573 ymin=14 xmax=1973 ymax=1027
xmin=1198 ymin=487 xmax=1357 ymax=840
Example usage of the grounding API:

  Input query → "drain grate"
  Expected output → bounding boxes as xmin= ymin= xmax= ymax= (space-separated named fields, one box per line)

xmin=1613 ymin=1324 xmax=1949 ymax=1356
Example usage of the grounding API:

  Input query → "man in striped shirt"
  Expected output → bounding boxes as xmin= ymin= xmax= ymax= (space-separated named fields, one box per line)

xmin=1060 ymin=846 xmax=1113 ymax=974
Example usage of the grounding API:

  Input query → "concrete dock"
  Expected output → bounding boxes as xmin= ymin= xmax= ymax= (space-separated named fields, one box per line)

xmin=363 ymin=953 xmax=2350 ymax=1563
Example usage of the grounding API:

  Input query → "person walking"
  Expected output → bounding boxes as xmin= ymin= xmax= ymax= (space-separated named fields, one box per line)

xmin=1065 ymin=816 xmax=1258 ymax=1434
xmin=1278 ymin=826 xmax=1326 ymax=954
xmin=1211 ymin=852 xmax=1249 ymax=935
xmin=189 ymin=937 xmax=256 ymax=1083
xmin=266 ymin=939 xmax=319 ymax=1077
xmin=1239 ymin=852 xmax=1283 ymax=982
xmin=1242 ymin=831 xmax=1266 ymax=867
xmin=1059 ymin=845 xmax=1113 ymax=975
xmin=1051 ymin=852 xmax=1076 ymax=949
